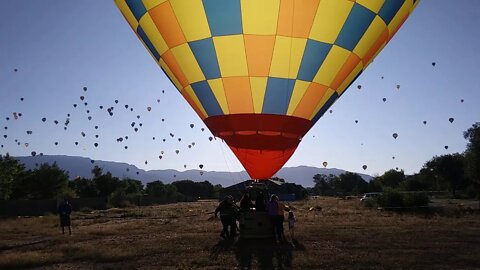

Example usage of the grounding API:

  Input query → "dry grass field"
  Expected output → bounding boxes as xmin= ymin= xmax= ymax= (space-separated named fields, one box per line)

xmin=0 ymin=197 xmax=479 ymax=270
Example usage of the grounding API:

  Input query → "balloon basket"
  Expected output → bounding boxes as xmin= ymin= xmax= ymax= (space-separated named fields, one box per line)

xmin=239 ymin=211 xmax=274 ymax=239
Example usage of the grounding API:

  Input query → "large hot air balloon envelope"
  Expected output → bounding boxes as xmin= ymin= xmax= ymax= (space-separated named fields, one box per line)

xmin=115 ymin=0 xmax=419 ymax=179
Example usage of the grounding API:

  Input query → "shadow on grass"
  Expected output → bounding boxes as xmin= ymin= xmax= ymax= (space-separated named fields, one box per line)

xmin=209 ymin=237 xmax=302 ymax=270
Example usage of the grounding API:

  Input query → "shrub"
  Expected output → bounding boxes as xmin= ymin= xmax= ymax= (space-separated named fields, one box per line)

xmin=108 ymin=189 xmax=137 ymax=208
xmin=378 ymin=189 xmax=404 ymax=208
xmin=403 ymin=192 xmax=429 ymax=207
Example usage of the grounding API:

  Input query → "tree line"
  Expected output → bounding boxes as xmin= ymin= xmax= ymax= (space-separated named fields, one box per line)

xmin=0 ymin=158 xmax=222 ymax=203
xmin=310 ymin=122 xmax=480 ymax=199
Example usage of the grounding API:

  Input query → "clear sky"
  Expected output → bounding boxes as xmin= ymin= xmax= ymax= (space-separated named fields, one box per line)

xmin=1 ymin=0 xmax=479 ymax=179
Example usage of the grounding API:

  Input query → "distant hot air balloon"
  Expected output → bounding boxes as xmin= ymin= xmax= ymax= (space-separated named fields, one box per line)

xmin=115 ymin=0 xmax=419 ymax=179
xmin=199 ymin=164 xmax=204 ymax=169
xmin=392 ymin=133 xmax=398 ymax=139
xmin=382 ymin=98 xmax=386 ymax=102
xmin=362 ymin=165 xmax=367 ymax=170
xmin=322 ymin=161 xmax=328 ymax=168
xmin=431 ymin=62 xmax=436 ymax=66
xmin=448 ymin=117 xmax=454 ymax=123
xmin=444 ymin=145 xmax=448 ymax=150
xmin=423 ymin=121 xmax=427 ymax=125
xmin=147 ymin=106 xmax=152 ymax=112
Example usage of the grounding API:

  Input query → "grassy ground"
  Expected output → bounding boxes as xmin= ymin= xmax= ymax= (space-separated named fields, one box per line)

xmin=0 ymin=197 xmax=479 ymax=269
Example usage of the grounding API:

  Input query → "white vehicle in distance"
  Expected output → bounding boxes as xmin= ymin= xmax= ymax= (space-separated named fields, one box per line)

xmin=360 ymin=192 xmax=381 ymax=202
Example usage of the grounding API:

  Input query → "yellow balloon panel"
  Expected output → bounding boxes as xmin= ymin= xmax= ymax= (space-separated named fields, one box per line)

xmin=115 ymin=0 xmax=419 ymax=123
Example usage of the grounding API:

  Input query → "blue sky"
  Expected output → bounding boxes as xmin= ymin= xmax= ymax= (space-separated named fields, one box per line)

xmin=1 ymin=0 xmax=479 ymax=179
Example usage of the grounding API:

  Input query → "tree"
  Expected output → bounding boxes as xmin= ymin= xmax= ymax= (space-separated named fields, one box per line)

xmin=372 ymin=169 xmax=405 ymax=190
xmin=71 ymin=177 xmax=98 ymax=197
xmin=312 ymin=174 xmax=337 ymax=196
xmin=12 ymin=163 xmax=70 ymax=200
xmin=424 ymin=154 xmax=465 ymax=196
xmin=334 ymin=172 xmax=368 ymax=195
xmin=0 ymin=154 xmax=27 ymax=200
xmin=118 ymin=178 xmax=144 ymax=194
xmin=146 ymin=180 xmax=178 ymax=199
xmin=464 ymin=123 xmax=480 ymax=198
xmin=91 ymin=166 xmax=120 ymax=197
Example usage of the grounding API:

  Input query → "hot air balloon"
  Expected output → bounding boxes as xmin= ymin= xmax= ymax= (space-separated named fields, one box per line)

xmin=392 ymin=133 xmax=398 ymax=139
xmin=382 ymin=98 xmax=386 ymax=102
xmin=448 ymin=117 xmax=454 ymax=123
xmin=423 ymin=121 xmax=427 ymax=125
xmin=322 ymin=161 xmax=328 ymax=168
xmin=115 ymin=0 xmax=419 ymax=179
xmin=199 ymin=164 xmax=204 ymax=169
xmin=147 ymin=106 xmax=152 ymax=111
xmin=362 ymin=165 xmax=367 ymax=170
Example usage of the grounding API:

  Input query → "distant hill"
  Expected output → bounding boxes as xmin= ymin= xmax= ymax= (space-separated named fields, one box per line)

xmin=15 ymin=155 xmax=372 ymax=187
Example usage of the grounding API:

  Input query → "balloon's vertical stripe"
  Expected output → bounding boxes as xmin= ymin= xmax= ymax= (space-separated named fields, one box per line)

xmin=149 ymin=2 xmax=186 ymax=48
xmin=169 ymin=0 xmax=211 ymax=42
xmin=250 ymin=77 xmax=268 ymax=114
xmin=287 ymin=80 xmax=310 ymax=115
xmin=309 ymin=0 xmax=353 ymax=44
xmin=203 ymin=0 xmax=243 ymax=36
xmin=313 ymin=45 xmax=351 ymax=87
xmin=212 ymin=35 xmax=248 ymax=77
xmin=335 ymin=4 xmax=376 ymax=51
xmin=270 ymin=37 xmax=306 ymax=79
xmin=309 ymin=88 xmax=336 ymax=120
xmin=190 ymin=81 xmax=223 ymax=116
xmin=362 ymin=29 xmax=389 ymax=67
xmin=189 ymin=38 xmax=221 ymax=80
xmin=297 ymin=40 xmax=332 ymax=82
xmin=138 ymin=14 xmax=169 ymax=56
xmin=161 ymin=50 xmax=189 ymax=88
xmin=240 ymin=0 xmax=280 ymax=35
xmin=244 ymin=35 xmax=275 ymax=77
xmin=170 ymin=44 xmax=206 ymax=84
xmin=125 ymin=0 xmax=147 ymax=21
xmin=378 ymin=0 xmax=405 ymax=25
xmin=262 ymin=78 xmax=295 ymax=115
xmin=222 ymin=77 xmax=253 ymax=114
xmin=277 ymin=0 xmax=319 ymax=38
xmin=207 ymin=79 xmax=229 ymax=114
xmin=353 ymin=16 xmax=387 ymax=60
xmin=292 ymin=83 xmax=328 ymax=119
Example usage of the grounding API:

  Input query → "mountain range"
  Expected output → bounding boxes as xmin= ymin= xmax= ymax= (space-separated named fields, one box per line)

xmin=15 ymin=155 xmax=373 ymax=188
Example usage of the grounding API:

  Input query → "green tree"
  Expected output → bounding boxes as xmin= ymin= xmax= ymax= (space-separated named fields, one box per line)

xmin=330 ymin=172 xmax=368 ymax=196
xmin=312 ymin=174 xmax=337 ymax=196
xmin=424 ymin=154 xmax=465 ymax=196
xmin=146 ymin=180 xmax=178 ymax=199
xmin=464 ymin=123 xmax=480 ymax=198
xmin=372 ymin=169 xmax=405 ymax=190
xmin=71 ymin=177 xmax=98 ymax=197
xmin=12 ymin=163 xmax=69 ymax=200
xmin=0 ymin=154 xmax=27 ymax=200
xmin=118 ymin=178 xmax=144 ymax=194
xmin=91 ymin=166 xmax=120 ymax=197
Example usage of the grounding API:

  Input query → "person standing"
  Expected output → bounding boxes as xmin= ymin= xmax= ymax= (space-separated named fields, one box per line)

xmin=215 ymin=196 xmax=238 ymax=240
xmin=58 ymin=199 xmax=72 ymax=235
xmin=239 ymin=192 xmax=254 ymax=210
xmin=287 ymin=211 xmax=296 ymax=240
xmin=266 ymin=194 xmax=279 ymax=240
